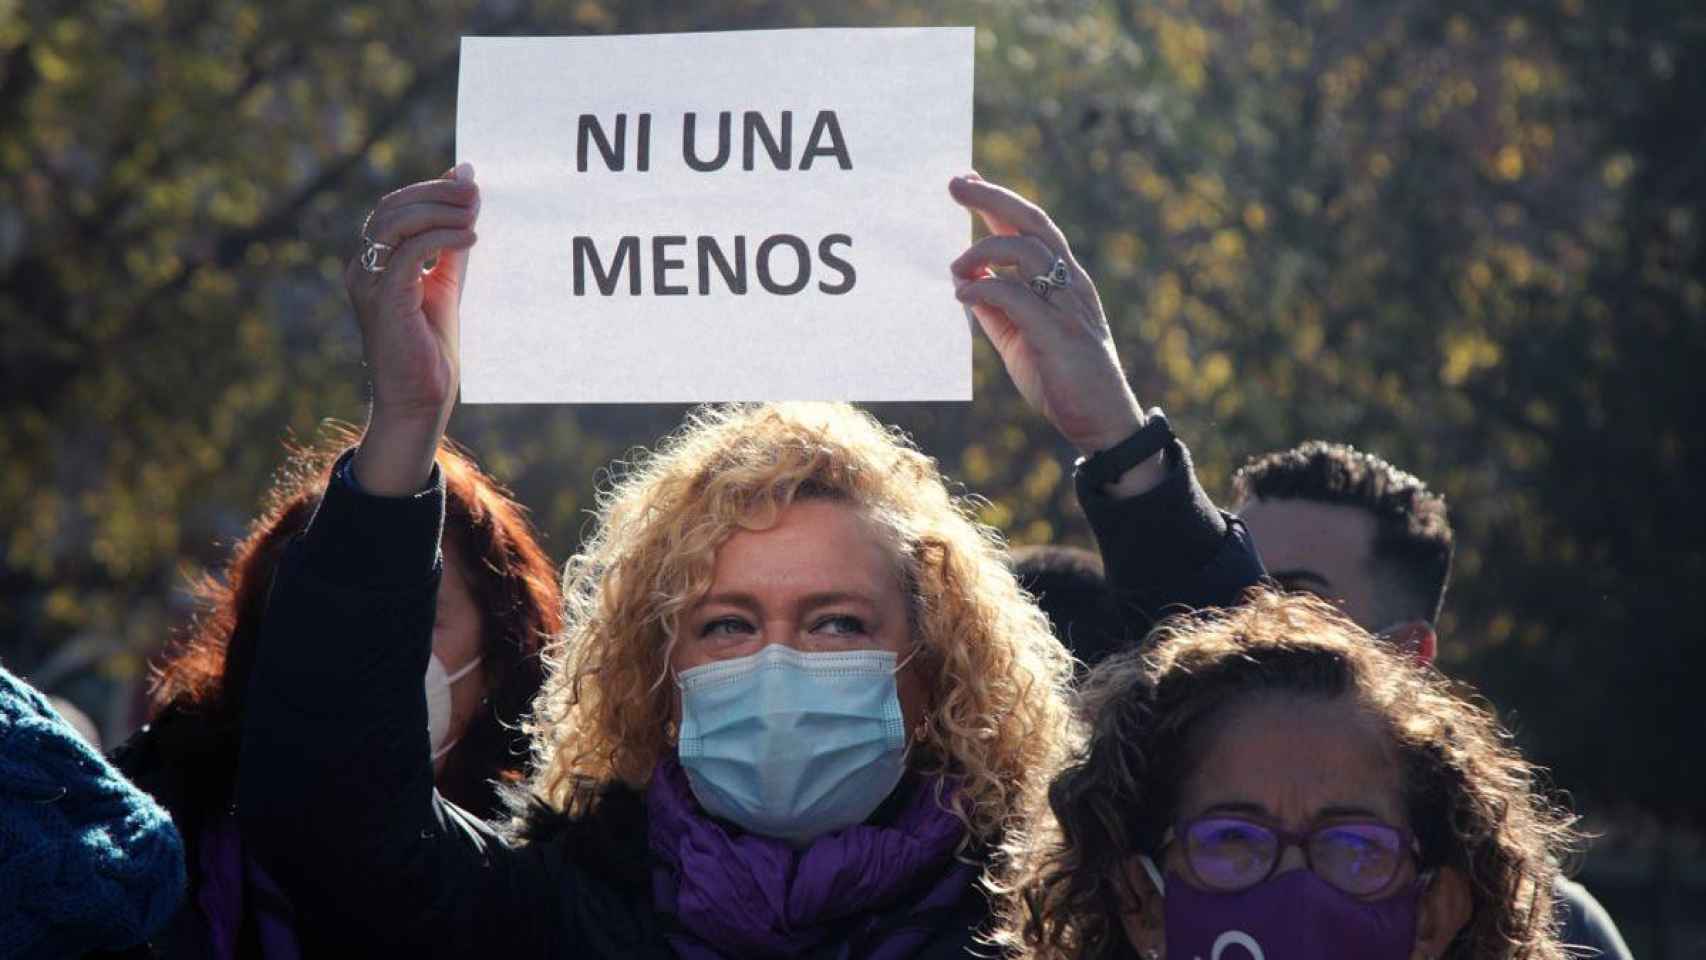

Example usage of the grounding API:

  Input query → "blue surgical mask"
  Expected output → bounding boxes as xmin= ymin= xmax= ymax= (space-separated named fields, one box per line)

xmin=676 ymin=644 xmax=909 ymax=846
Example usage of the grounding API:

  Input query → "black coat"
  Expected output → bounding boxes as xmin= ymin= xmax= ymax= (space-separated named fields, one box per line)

xmin=107 ymin=710 xmax=238 ymax=960
xmin=236 ymin=442 xmax=1259 ymax=957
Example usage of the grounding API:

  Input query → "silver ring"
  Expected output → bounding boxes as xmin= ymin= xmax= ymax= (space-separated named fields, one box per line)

xmin=1028 ymin=256 xmax=1071 ymax=299
xmin=359 ymin=234 xmax=395 ymax=274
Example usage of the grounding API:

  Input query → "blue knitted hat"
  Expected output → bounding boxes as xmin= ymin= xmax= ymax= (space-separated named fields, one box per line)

xmin=0 ymin=663 xmax=185 ymax=958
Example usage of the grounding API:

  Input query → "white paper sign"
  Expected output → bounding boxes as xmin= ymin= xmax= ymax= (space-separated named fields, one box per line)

xmin=454 ymin=28 xmax=974 ymax=403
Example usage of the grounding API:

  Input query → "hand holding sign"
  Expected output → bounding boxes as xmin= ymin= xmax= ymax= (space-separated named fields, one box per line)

xmin=949 ymin=175 xmax=1160 ymax=493
xmin=347 ymin=165 xmax=480 ymax=495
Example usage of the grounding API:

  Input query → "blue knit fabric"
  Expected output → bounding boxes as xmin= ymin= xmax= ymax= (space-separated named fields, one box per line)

xmin=0 ymin=664 xmax=185 ymax=958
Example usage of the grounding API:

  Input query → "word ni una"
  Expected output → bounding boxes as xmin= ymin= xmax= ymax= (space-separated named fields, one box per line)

xmin=577 ymin=111 xmax=853 ymax=172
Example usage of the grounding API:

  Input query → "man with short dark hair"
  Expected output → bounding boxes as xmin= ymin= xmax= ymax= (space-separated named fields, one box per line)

xmin=1231 ymin=441 xmax=1451 ymax=662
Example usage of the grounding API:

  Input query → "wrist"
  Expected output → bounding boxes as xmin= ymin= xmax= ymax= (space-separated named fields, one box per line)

xmin=369 ymin=391 xmax=454 ymax=431
xmin=1070 ymin=407 xmax=1145 ymax=458
xmin=355 ymin=405 xmax=448 ymax=497
xmin=1066 ymin=378 xmax=1146 ymax=456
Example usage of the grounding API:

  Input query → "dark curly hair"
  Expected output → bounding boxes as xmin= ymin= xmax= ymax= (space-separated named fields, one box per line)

xmin=140 ymin=423 xmax=560 ymax=821
xmin=995 ymin=589 xmax=1576 ymax=960
xmin=1233 ymin=441 xmax=1453 ymax=625
xmin=1010 ymin=544 xmax=1129 ymax=670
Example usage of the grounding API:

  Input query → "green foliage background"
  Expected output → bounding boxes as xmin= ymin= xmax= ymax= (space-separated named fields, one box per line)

xmin=3 ymin=0 xmax=1702 ymax=860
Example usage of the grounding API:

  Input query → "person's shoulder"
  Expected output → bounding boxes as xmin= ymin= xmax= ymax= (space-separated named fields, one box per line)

xmin=497 ymin=781 xmax=671 ymax=954
xmin=1555 ymin=876 xmax=1634 ymax=960
xmin=0 ymin=663 xmax=56 ymax=721
xmin=501 ymin=780 xmax=644 ymax=839
xmin=108 ymin=705 xmax=235 ymax=832
xmin=500 ymin=780 xmax=651 ymax=882
xmin=0 ymin=665 xmax=186 ymax=954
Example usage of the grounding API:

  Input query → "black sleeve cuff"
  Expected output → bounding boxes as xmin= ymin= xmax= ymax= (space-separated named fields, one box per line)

xmin=1077 ymin=437 xmax=1228 ymax=578
xmin=1078 ymin=436 xmax=1268 ymax=630
xmin=298 ymin=449 xmax=446 ymax=591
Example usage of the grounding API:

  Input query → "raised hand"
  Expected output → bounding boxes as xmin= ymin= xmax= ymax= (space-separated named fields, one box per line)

xmin=949 ymin=175 xmax=1158 ymax=487
xmin=346 ymin=164 xmax=480 ymax=495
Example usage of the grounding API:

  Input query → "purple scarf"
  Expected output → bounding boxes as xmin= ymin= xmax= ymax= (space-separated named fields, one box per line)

xmin=646 ymin=756 xmax=978 ymax=960
xmin=195 ymin=815 xmax=302 ymax=960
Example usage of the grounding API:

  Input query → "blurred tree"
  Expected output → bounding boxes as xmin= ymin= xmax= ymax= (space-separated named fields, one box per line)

xmin=959 ymin=0 xmax=1704 ymax=824
xmin=1 ymin=0 xmax=1700 ymax=831
xmin=0 ymin=0 xmax=825 ymax=736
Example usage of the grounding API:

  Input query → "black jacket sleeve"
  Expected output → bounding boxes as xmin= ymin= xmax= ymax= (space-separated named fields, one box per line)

xmin=236 ymin=453 xmax=569 ymax=955
xmin=1078 ymin=437 xmax=1266 ymax=632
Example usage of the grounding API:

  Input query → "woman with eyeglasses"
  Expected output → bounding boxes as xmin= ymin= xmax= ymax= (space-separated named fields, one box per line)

xmin=997 ymin=588 xmax=1578 ymax=960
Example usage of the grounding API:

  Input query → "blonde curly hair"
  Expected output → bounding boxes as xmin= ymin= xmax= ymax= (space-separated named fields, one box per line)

xmin=996 ymin=588 xmax=1578 ymax=960
xmin=524 ymin=403 xmax=1077 ymax=849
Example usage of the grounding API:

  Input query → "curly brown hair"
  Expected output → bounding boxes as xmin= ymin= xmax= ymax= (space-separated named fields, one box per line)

xmin=995 ymin=589 xmax=1577 ymax=960
xmin=526 ymin=403 xmax=1077 ymax=851
xmin=147 ymin=423 xmax=560 ymax=820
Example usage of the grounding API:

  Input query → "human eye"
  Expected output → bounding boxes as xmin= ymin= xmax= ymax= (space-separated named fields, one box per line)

xmin=1212 ymin=823 xmax=1257 ymax=842
xmin=810 ymin=614 xmax=869 ymax=638
xmin=1205 ymin=821 xmax=1266 ymax=850
xmin=1326 ymin=832 xmax=1383 ymax=872
xmin=1184 ymin=817 xmax=1275 ymax=890
xmin=1188 ymin=817 xmax=1271 ymax=854
xmin=1313 ymin=823 xmax=1404 ymax=890
xmin=699 ymin=616 xmax=756 ymax=641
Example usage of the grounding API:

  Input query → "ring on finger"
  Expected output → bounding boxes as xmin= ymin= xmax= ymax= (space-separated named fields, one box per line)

xmin=359 ymin=233 xmax=395 ymax=274
xmin=1028 ymin=256 xmax=1071 ymax=300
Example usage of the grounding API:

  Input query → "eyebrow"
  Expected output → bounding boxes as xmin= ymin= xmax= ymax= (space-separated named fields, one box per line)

xmin=1199 ymin=801 xmax=1272 ymax=818
xmin=1196 ymin=801 xmax=1391 ymax=822
xmin=694 ymin=590 xmax=878 ymax=612
xmin=1315 ymin=804 xmax=1390 ymax=820
xmin=1269 ymin=568 xmax=1333 ymax=594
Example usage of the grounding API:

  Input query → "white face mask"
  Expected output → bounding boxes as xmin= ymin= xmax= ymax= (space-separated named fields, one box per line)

xmin=425 ymin=653 xmax=482 ymax=762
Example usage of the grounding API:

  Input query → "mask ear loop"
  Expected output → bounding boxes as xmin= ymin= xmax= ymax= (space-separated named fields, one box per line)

xmin=444 ymin=655 xmax=483 ymax=686
xmin=429 ymin=656 xmax=484 ymax=763
xmin=889 ymin=643 xmax=925 ymax=753
xmin=666 ymin=665 xmax=687 ymax=744
xmin=1139 ymin=854 xmax=1167 ymax=897
xmin=892 ymin=642 xmax=923 ymax=675
xmin=430 ymin=734 xmax=463 ymax=763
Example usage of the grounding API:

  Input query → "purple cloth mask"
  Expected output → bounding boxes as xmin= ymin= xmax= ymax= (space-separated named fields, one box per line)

xmin=646 ymin=755 xmax=977 ymax=960
xmin=1159 ymin=866 xmax=1424 ymax=960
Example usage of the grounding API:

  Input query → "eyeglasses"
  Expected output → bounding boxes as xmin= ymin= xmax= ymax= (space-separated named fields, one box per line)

xmin=1165 ymin=815 xmax=1421 ymax=898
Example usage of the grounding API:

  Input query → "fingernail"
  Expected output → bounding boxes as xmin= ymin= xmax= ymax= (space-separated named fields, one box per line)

xmin=453 ymin=162 xmax=475 ymax=182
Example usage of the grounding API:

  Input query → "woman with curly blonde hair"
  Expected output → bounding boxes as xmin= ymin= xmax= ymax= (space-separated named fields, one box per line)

xmin=998 ymin=589 xmax=1579 ymax=960
xmin=524 ymin=402 xmax=1073 ymax=845
xmin=235 ymin=168 xmax=1254 ymax=956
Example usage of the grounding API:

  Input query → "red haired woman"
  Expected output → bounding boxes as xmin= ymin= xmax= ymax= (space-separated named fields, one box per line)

xmin=111 ymin=429 xmax=560 ymax=958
